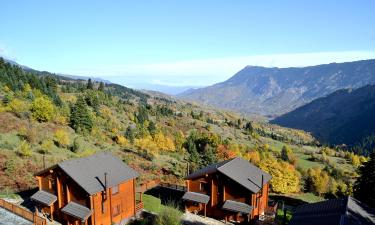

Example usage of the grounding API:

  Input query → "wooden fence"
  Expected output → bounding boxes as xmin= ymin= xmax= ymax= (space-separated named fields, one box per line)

xmin=159 ymin=182 xmax=187 ymax=192
xmin=137 ymin=180 xmax=187 ymax=193
xmin=0 ymin=199 xmax=47 ymax=225
xmin=137 ymin=179 xmax=160 ymax=193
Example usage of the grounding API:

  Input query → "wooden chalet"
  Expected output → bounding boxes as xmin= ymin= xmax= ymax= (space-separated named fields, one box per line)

xmin=31 ymin=152 xmax=142 ymax=225
xmin=289 ymin=196 xmax=375 ymax=225
xmin=182 ymin=157 xmax=272 ymax=223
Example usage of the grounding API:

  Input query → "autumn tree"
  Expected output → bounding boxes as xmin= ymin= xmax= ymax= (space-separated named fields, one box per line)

xmin=305 ymin=168 xmax=330 ymax=196
xmin=259 ymin=156 xmax=300 ymax=194
xmin=31 ymin=96 xmax=55 ymax=122
xmin=281 ymin=145 xmax=297 ymax=165
xmin=354 ymin=153 xmax=375 ymax=208
xmin=54 ymin=129 xmax=71 ymax=147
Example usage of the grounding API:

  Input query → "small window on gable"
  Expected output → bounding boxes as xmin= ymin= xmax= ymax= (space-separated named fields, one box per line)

xmin=200 ymin=182 xmax=209 ymax=193
xmin=112 ymin=185 xmax=119 ymax=195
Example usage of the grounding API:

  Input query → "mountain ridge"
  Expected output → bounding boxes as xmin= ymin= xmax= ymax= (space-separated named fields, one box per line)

xmin=179 ymin=59 xmax=375 ymax=117
xmin=272 ymin=84 xmax=375 ymax=155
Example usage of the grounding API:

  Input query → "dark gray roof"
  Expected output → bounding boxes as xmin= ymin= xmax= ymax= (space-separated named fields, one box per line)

xmin=182 ymin=192 xmax=210 ymax=204
xmin=57 ymin=152 xmax=139 ymax=195
xmin=289 ymin=197 xmax=375 ymax=225
xmin=186 ymin=157 xmax=271 ymax=193
xmin=222 ymin=200 xmax=253 ymax=214
xmin=61 ymin=201 xmax=92 ymax=221
xmin=30 ymin=190 xmax=57 ymax=206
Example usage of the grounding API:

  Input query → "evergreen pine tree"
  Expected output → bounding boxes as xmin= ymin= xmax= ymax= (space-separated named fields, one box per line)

xmin=354 ymin=153 xmax=375 ymax=207
xmin=98 ymin=82 xmax=105 ymax=91
xmin=125 ymin=126 xmax=135 ymax=144
xmin=70 ymin=96 xmax=93 ymax=133
xmin=87 ymin=78 xmax=94 ymax=89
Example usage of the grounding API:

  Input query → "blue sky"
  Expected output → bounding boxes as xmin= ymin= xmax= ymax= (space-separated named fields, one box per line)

xmin=1 ymin=1 xmax=375 ymax=92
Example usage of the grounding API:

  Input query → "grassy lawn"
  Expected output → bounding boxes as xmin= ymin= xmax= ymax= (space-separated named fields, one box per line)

xmin=294 ymin=192 xmax=324 ymax=203
xmin=295 ymin=153 xmax=324 ymax=171
xmin=142 ymin=194 xmax=167 ymax=214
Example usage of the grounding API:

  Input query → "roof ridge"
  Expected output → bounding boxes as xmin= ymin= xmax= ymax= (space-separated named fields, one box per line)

xmin=217 ymin=157 xmax=238 ymax=168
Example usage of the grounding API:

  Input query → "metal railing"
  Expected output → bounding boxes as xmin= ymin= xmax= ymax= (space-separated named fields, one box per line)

xmin=0 ymin=198 xmax=47 ymax=225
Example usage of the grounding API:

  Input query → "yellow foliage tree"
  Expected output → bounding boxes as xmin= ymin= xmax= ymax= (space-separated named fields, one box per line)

xmin=54 ymin=129 xmax=70 ymax=147
xmin=116 ymin=135 xmax=128 ymax=146
xmin=259 ymin=157 xmax=300 ymax=194
xmin=306 ymin=168 xmax=330 ymax=196
xmin=8 ymin=98 xmax=30 ymax=114
xmin=17 ymin=140 xmax=32 ymax=157
xmin=31 ymin=96 xmax=55 ymax=122
xmin=41 ymin=139 xmax=54 ymax=154
xmin=245 ymin=150 xmax=261 ymax=165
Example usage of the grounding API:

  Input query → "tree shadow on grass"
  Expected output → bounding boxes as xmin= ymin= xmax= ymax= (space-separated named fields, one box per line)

xmin=144 ymin=186 xmax=185 ymax=208
xmin=16 ymin=188 xmax=38 ymax=212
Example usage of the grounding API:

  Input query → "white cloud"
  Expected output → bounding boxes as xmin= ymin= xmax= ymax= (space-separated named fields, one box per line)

xmin=58 ymin=51 xmax=375 ymax=87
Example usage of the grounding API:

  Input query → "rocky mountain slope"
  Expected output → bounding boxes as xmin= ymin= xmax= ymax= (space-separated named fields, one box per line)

xmin=179 ymin=59 xmax=375 ymax=117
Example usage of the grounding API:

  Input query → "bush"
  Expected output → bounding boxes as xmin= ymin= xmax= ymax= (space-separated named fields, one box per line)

xmin=155 ymin=202 xmax=182 ymax=225
xmin=115 ymin=135 xmax=128 ymax=146
xmin=17 ymin=140 xmax=32 ymax=157
xmin=40 ymin=139 xmax=54 ymax=154
xmin=54 ymin=129 xmax=70 ymax=147
xmin=31 ymin=96 xmax=55 ymax=122
xmin=8 ymin=98 xmax=30 ymax=117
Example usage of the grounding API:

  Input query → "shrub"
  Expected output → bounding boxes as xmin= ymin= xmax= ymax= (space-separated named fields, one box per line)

xmin=40 ymin=139 xmax=54 ymax=154
xmin=17 ymin=140 xmax=32 ymax=157
xmin=155 ymin=202 xmax=182 ymax=225
xmin=31 ymin=96 xmax=55 ymax=122
xmin=72 ymin=137 xmax=84 ymax=153
xmin=54 ymin=129 xmax=70 ymax=147
xmin=115 ymin=135 xmax=128 ymax=146
xmin=8 ymin=98 xmax=30 ymax=117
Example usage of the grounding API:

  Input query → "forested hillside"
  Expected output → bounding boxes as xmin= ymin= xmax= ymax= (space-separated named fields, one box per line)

xmin=179 ymin=59 xmax=375 ymax=117
xmin=0 ymin=57 xmax=366 ymax=204
xmin=272 ymin=85 xmax=375 ymax=156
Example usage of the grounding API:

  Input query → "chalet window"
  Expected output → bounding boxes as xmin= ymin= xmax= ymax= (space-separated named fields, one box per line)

xmin=200 ymin=182 xmax=209 ymax=192
xmin=112 ymin=185 xmax=119 ymax=195
xmin=112 ymin=204 xmax=121 ymax=217
xmin=48 ymin=178 xmax=56 ymax=190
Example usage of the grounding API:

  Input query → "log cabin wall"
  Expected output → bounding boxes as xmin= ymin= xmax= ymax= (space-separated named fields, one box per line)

xmin=186 ymin=172 xmax=270 ymax=222
xmin=110 ymin=179 xmax=135 ymax=224
xmin=37 ymin=167 xmax=137 ymax=225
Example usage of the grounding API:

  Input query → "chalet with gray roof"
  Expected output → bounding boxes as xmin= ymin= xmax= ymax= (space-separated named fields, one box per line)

xmin=31 ymin=152 xmax=143 ymax=225
xmin=289 ymin=196 xmax=375 ymax=225
xmin=182 ymin=157 xmax=272 ymax=223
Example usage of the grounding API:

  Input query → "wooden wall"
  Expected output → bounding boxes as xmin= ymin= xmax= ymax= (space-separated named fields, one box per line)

xmin=37 ymin=168 xmax=137 ymax=225
xmin=185 ymin=173 xmax=270 ymax=223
